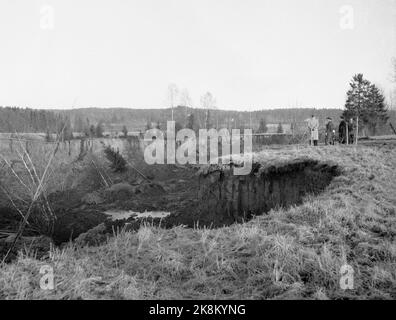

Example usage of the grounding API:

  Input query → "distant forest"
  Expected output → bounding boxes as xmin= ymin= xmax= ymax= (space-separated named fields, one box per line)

xmin=0 ymin=107 xmax=69 ymax=133
xmin=56 ymin=107 xmax=355 ymax=133
xmin=1 ymin=106 xmax=395 ymax=136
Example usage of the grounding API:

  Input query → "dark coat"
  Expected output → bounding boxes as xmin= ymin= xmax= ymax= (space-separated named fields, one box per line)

xmin=339 ymin=120 xmax=346 ymax=135
xmin=338 ymin=120 xmax=347 ymax=143
xmin=326 ymin=121 xmax=334 ymax=133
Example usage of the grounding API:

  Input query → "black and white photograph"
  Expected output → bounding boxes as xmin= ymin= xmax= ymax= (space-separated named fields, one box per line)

xmin=0 ymin=0 xmax=395 ymax=307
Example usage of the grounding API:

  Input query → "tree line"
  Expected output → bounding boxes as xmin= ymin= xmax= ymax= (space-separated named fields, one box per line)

xmin=1 ymin=70 xmax=395 ymax=138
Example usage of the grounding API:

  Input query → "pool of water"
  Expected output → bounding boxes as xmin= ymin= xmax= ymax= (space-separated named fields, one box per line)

xmin=104 ymin=210 xmax=171 ymax=221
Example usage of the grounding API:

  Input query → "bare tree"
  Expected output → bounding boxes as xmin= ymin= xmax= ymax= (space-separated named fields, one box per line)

xmin=200 ymin=92 xmax=216 ymax=129
xmin=167 ymin=83 xmax=179 ymax=121
xmin=200 ymin=92 xmax=216 ymax=110
xmin=179 ymin=88 xmax=193 ymax=108
xmin=179 ymin=88 xmax=193 ymax=120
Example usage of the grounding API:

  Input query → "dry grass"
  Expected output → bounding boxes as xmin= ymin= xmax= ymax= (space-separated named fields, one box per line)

xmin=0 ymin=144 xmax=395 ymax=300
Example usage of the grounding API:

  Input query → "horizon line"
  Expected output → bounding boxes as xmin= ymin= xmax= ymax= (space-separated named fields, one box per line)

xmin=0 ymin=105 xmax=345 ymax=113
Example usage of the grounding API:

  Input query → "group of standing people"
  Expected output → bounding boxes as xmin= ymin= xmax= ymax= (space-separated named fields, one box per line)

xmin=307 ymin=115 xmax=355 ymax=146
xmin=338 ymin=116 xmax=355 ymax=145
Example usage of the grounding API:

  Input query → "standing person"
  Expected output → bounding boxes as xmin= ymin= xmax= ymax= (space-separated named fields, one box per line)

xmin=325 ymin=117 xmax=335 ymax=145
xmin=348 ymin=118 xmax=355 ymax=144
xmin=307 ymin=114 xmax=319 ymax=146
xmin=338 ymin=116 xmax=347 ymax=144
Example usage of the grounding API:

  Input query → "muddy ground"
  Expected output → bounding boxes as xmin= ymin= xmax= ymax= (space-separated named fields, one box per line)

xmin=0 ymin=161 xmax=201 ymax=246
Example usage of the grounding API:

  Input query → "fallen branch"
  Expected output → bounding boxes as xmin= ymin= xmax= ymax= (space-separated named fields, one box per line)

xmin=125 ymin=160 xmax=150 ymax=181
xmin=91 ymin=159 xmax=111 ymax=188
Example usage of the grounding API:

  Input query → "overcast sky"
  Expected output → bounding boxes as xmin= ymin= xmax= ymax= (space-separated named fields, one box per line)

xmin=0 ymin=0 xmax=395 ymax=111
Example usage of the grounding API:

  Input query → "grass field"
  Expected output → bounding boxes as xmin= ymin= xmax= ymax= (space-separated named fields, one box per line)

xmin=0 ymin=143 xmax=395 ymax=300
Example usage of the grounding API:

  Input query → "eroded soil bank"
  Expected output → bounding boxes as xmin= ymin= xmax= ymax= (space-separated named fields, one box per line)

xmin=163 ymin=158 xmax=340 ymax=227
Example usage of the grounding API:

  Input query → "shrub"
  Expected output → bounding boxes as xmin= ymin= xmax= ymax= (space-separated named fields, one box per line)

xmin=104 ymin=146 xmax=127 ymax=172
xmin=105 ymin=183 xmax=136 ymax=201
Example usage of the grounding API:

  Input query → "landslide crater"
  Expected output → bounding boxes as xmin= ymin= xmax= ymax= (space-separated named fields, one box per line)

xmin=164 ymin=158 xmax=340 ymax=227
